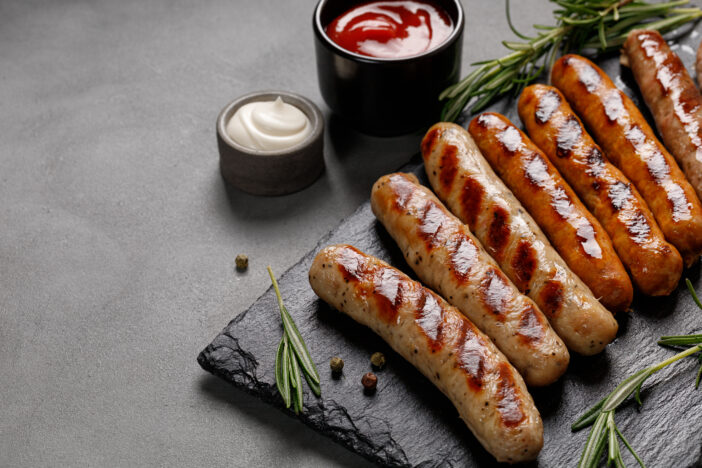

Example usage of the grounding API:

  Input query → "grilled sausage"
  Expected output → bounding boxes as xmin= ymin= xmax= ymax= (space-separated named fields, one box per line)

xmin=519 ymin=84 xmax=683 ymax=296
xmin=421 ymin=122 xmax=618 ymax=354
xmin=552 ymin=54 xmax=702 ymax=267
xmin=469 ymin=112 xmax=633 ymax=313
xmin=623 ymin=30 xmax=702 ymax=213
xmin=309 ymin=244 xmax=543 ymax=463
xmin=370 ymin=172 xmax=569 ymax=386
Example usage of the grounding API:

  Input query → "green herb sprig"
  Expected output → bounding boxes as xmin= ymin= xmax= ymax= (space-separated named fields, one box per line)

xmin=268 ymin=267 xmax=321 ymax=413
xmin=440 ymin=0 xmax=702 ymax=122
xmin=572 ymin=279 xmax=702 ymax=468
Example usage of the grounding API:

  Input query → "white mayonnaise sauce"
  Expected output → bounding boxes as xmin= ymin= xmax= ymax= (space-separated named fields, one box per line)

xmin=227 ymin=97 xmax=312 ymax=151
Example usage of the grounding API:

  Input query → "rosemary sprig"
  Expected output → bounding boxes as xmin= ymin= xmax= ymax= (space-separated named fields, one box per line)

xmin=268 ymin=267 xmax=321 ymax=414
xmin=573 ymin=279 xmax=702 ymax=467
xmin=440 ymin=0 xmax=702 ymax=121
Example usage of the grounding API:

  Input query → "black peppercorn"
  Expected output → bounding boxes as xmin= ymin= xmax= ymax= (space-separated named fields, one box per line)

xmin=235 ymin=254 xmax=248 ymax=270
xmin=330 ymin=356 xmax=344 ymax=374
xmin=370 ymin=352 xmax=386 ymax=369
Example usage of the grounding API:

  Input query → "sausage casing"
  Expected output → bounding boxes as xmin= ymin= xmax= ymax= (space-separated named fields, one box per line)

xmin=623 ymin=30 xmax=702 ymax=213
xmin=421 ymin=122 xmax=618 ymax=354
xmin=370 ymin=172 xmax=569 ymax=386
xmin=519 ymin=84 xmax=683 ymax=296
xmin=468 ymin=112 xmax=633 ymax=313
xmin=309 ymin=244 xmax=543 ymax=463
xmin=552 ymin=53 xmax=702 ymax=266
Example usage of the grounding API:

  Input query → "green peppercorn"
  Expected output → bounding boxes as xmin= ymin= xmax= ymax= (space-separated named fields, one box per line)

xmin=235 ymin=254 xmax=248 ymax=271
xmin=370 ymin=352 xmax=386 ymax=369
xmin=330 ymin=356 xmax=344 ymax=373
xmin=362 ymin=372 xmax=377 ymax=392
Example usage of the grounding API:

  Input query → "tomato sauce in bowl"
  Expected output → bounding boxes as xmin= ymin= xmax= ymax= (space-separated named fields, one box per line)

xmin=325 ymin=0 xmax=453 ymax=59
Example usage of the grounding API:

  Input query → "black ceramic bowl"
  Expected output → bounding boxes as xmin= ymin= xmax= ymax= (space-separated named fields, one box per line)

xmin=313 ymin=0 xmax=464 ymax=136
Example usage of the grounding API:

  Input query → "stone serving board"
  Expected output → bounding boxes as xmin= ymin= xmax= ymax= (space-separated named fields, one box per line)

xmin=198 ymin=31 xmax=702 ymax=467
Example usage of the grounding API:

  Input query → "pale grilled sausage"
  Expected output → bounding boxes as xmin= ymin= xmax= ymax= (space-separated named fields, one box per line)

xmin=519 ymin=84 xmax=683 ymax=296
xmin=468 ymin=113 xmax=634 ymax=313
xmin=309 ymin=244 xmax=543 ymax=463
xmin=370 ymin=172 xmax=569 ymax=386
xmin=552 ymin=54 xmax=702 ymax=267
xmin=421 ymin=122 xmax=618 ymax=354
xmin=623 ymin=30 xmax=702 ymax=213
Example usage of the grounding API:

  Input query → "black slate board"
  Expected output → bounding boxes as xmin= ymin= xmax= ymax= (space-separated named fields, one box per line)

xmin=199 ymin=31 xmax=702 ymax=467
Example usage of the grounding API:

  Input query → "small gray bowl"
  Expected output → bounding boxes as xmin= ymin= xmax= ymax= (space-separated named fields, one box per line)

xmin=217 ymin=91 xmax=325 ymax=196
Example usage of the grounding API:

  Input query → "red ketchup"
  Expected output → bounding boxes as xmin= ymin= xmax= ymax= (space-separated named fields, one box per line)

xmin=326 ymin=0 xmax=453 ymax=59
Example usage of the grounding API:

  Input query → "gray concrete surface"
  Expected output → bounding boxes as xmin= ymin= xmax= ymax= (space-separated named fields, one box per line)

xmin=0 ymin=0 xmax=550 ymax=466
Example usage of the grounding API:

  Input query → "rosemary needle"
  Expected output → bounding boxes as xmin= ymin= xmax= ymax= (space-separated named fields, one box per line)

xmin=687 ymin=278 xmax=702 ymax=309
xmin=287 ymin=343 xmax=303 ymax=414
xmin=275 ymin=335 xmax=291 ymax=408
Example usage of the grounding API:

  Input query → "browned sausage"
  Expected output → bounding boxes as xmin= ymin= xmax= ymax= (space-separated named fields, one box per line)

xmin=552 ymin=54 xmax=702 ymax=267
xmin=519 ymin=84 xmax=682 ymax=296
xmin=421 ymin=122 xmax=618 ymax=355
xmin=623 ymin=30 xmax=702 ymax=213
xmin=469 ymin=112 xmax=633 ymax=313
xmin=309 ymin=244 xmax=543 ymax=463
xmin=371 ymin=172 xmax=569 ymax=386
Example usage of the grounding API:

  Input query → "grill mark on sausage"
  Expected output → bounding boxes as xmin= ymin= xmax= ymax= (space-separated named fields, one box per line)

xmin=439 ymin=145 xmax=459 ymax=191
xmin=636 ymin=32 xmax=686 ymax=94
xmin=624 ymin=125 xmax=670 ymax=183
xmin=421 ymin=127 xmax=441 ymax=157
xmin=524 ymin=153 xmax=575 ymax=220
xmin=388 ymin=174 xmax=415 ymax=211
xmin=603 ymin=90 xmax=624 ymax=123
xmin=585 ymin=147 xmax=606 ymax=179
xmin=575 ymin=59 xmax=602 ymax=92
xmin=450 ymin=236 xmax=479 ymax=283
xmin=474 ymin=113 xmax=494 ymax=130
xmin=556 ymin=116 xmax=582 ymax=158
xmin=664 ymin=182 xmax=693 ymax=222
xmin=645 ymin=149 xmax=671 ymax=184
xmin=517 ymin=305 xmax=545 ymax=344
xmin=479 ymin=268 xmax=511 ymax=320
xmin=625 ymin=211 xmax=652 ymax=244
xmin=334 ymin=246 xmax=403 ymax=323
xmin=608 ymin=181 xmax=633 ymax=211
xmin=498 ymin=126 xmax=524 ymax=154
xmin=456 ymin=321 xmax=487 ymax=391
xmin=576 ymin=220 xmax=603 ymax=259
xmin=537 ymin=279 xmax=564 ymax=319
xmin=524 ymin=152 xmax=552 ymax=188
xmin=487 ymin=205 xmax=511 ymax=260
xmin=675 ymin=87 xmax=702 ymax=144
xmin=372 ymin=268 xmax=404 ymax=323
xmin=496 ymin=362 xmax=526 ymax=427
xmin=459 ymin=176 xmax=485 ymax=228
xmin=623 ymin=125 xmax=693 ymax=220
xmin=336 ymin=245 xmax=367 ymax=283
xmin=418 ymin=200 xmax=446 ymax=250
xmin=415 ymin=290 xmax=445 ymax=352
xmin=511 ymin=240 xmax=537 ymax=291
xmin=536 ymin=89 xmax=561 ymax=124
